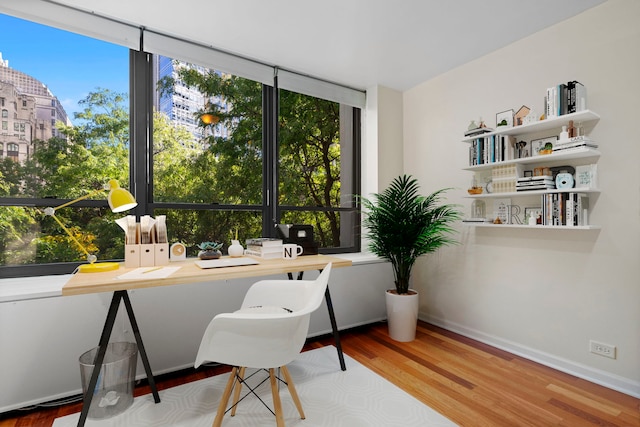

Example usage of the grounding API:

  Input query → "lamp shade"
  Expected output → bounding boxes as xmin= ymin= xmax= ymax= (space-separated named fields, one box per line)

xmin=107 ymin=179 xmax=138 ymax=213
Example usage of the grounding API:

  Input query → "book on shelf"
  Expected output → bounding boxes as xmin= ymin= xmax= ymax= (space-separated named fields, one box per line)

xmin=467 ymin=135 xmax=516 ymax=166
xmin=567 ymin=81 xmax=587 ymax=113
xmin=245 ymin=237 xmax=283 ymax=247
xmin=540 ymin=192 xmax=588 ymax=226
xmin=464 ymin=126 xmax=494 ymax=137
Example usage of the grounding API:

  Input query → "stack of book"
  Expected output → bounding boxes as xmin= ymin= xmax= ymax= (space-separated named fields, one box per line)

xmin=553 ymin=135 xmax=598 ymax=153
xmin=244 ymin=238 xmax=283 ymax=259
xmin=516 ymin=176 xmax=555 ymax=192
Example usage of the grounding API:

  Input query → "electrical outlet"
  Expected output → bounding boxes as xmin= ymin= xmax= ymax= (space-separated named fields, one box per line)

xmin=589 ymin=340 xmax=616 ymax=359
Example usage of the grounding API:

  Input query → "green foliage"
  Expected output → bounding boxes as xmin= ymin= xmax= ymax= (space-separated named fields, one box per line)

xmin=197 ymin=241 xmax=223 ymax=251
xmin=360 ymin=175 xmax=462 ymax=294
xmin=158 ymin=64 xmax=344 ymax=246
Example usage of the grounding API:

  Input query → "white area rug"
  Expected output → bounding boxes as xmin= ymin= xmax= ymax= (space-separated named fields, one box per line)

xmin=54 ymin=346 xmax=457 ymax=426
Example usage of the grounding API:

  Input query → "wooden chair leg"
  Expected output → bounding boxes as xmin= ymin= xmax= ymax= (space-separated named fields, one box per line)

xmin=230 ymin=366 xmax=246 ymax=417
xmin=281 ymin=365 xmax=305 ymax=420
xmin=269 ymin=368 xmax=285 ymax=427
xmin=213 ymin=367 xmax=237 ymax=427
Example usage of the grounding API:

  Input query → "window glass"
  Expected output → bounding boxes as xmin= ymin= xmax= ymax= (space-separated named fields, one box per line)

xmin=154 ymin=58 xmax=263 ymax=205
xmin=0 ymin=14 xmax=129 ymax=268
xmin=278 ymin=89 xmax=359 ymax=249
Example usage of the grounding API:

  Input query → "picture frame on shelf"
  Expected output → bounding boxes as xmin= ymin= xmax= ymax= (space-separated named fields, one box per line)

xmin=523 ymin=170 xmax=533 ymax=178
xmin=575 ymin=164 xmax=598 ymax=189
xmin=531 ymin=136 xmax=558 ymax=156
xmin=496 ymin=109 xmax=514 ymax=128
xmin=493 ymin=198 xmax=511 ymax=224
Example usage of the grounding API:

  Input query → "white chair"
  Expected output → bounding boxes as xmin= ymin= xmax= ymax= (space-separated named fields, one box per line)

xmin=195 ymin=263 xmax=332 ymax=427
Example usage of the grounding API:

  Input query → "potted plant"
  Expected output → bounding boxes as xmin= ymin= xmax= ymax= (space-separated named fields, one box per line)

xmin=197 ymin=241 xmax=223 ymax=260
xmin=360 ymin=175 xmax=461 ymax=341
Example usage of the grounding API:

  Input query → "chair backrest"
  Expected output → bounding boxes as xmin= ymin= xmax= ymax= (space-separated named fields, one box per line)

xmin=240 ymin=262 xmax=332 ymax=315
xmin=195 ymin=263 xmax=332 ymax=369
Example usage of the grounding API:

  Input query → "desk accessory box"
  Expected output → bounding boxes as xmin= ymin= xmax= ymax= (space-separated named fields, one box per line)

xmin=275 ymin=224 xmax=319 ymax=255
xmin=121 ymin=215 xmax=169 ymax=268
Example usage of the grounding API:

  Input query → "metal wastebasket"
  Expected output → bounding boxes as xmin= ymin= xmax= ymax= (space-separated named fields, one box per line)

xmin=79 ymin=342 xmax=138 ymax=419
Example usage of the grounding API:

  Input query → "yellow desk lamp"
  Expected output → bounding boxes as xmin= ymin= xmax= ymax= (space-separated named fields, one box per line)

xmin=43 ymin=179 xmax=137 ymax=273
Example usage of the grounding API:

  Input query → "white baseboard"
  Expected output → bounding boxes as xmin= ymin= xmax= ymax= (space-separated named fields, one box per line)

xmin=420 ymin=314 xmax=640 ymax=399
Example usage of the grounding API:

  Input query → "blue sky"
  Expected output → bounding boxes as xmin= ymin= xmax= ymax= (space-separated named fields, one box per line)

xmin=0 ymin=13 xmax=129 ymax=120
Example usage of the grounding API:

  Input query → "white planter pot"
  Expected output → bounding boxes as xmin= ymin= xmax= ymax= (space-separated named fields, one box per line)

xmin=385 ymin=289 xmax=419 ymax=342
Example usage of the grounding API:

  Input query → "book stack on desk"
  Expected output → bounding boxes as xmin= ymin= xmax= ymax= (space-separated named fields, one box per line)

xmin=244 ymin=238 xmax=283 ymax=259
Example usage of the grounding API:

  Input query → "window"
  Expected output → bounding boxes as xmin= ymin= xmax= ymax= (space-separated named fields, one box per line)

xmin=0 ymin=14 xmax=130 ymax=277
xmin=6 ymin=142 xmax=19 ymax=160
xmin=148 ymin=55 xmax=360 ymax=257
xmin=0 ymin=10 xmax=362 ymax=278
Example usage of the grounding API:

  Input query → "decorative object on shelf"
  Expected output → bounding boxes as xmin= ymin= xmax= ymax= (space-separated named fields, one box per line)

xmin=485 ymin=179 xmax=493 ymax=194
xmin=523 ymin=110 xmax=538 ymax=125
xmin=197 ymin=241 xmax=223 ymax=260
xmin=555 ymin=170 xmax=575 ymax=189
xmin=508 ymin=205 xmax=522 ymax=224
xmin=42 ymin=179 xmax=137 ymax=273
xmin=516 ymin=140 xmax=530 ymax=158
xmin=531 ymin=136 xmax=558 ymax=156
xmin=496 ymin=109 xmax=514 ymax=128
xmin=559 ymin=125 xmax=569 ymax=141
xmin=360 ymin=175 xmax=461 ymax=342
xmin=471 ymin=199 xmax=486 ymax=220
xmin=514 ymin=105 xmax=531 ymax=126
xmin=468 ymin=176 xmax=483 ymax=194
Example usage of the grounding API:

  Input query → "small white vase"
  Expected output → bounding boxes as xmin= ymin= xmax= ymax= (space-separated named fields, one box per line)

xmin=385 ymin=289 xmax=419 ymax=342
xmin=228 ymin=240 xmax=244 ymax=257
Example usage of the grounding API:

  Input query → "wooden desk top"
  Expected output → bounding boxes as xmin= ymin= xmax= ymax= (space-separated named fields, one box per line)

xmin=62 ymin=255 xmax=351 ymax=296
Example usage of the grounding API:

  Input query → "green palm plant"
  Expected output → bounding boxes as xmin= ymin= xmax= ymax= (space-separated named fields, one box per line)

xmin=360 ymin=175 xmax=461 ymax=294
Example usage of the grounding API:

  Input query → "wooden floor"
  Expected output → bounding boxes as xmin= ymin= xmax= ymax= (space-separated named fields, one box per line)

xmin=1 ymin=321 xmax=638 ymax=426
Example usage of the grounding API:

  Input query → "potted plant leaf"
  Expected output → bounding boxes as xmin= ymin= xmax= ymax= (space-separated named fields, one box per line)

xmin=360 ymin=175 xmax=461 ymax=341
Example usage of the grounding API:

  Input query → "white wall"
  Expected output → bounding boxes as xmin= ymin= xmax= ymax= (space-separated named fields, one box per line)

xmin=403 ymin=0 xmax=639 ymax=396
